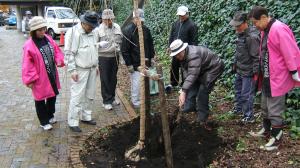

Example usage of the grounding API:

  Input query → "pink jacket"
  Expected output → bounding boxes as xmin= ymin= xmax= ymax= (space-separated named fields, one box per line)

xmin=22 ymin=35 xmax=65 ymax=101
xmin=260 ymin=20 xmax=300 ymax=97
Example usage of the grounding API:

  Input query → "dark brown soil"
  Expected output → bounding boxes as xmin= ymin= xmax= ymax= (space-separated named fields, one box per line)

xmin=80 ymin=112 xmax=225 ymax=168
xmin=80 ymin=64 xmax=300 ymax=168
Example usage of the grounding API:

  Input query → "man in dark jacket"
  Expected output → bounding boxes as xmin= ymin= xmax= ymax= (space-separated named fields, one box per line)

xmin=121 ymin=8 xmax=155 ymax=107
xmin=168 ymin=5 xmax=198 ymax=88
xmin=229 ymin=11 xmax=260 ymax=122
xmin=170 ymin=39 xmax=224 ymax=127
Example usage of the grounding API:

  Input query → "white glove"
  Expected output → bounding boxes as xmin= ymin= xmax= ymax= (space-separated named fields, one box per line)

xmin=96 ymin=41 xmax=109 ymax=48
xmin=292 ymin=72 xmax=300 ymax=82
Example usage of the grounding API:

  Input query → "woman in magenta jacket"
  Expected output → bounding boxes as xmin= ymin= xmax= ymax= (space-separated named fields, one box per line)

xmin=249 ymin=6 xmax=300 ymax=151
xmin=22 ymin=16 xmax=65 ymax=131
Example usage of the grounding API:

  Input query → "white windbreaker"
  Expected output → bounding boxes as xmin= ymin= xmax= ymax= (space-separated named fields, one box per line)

xmin=64 ymin=23 xmax=98 ymax=73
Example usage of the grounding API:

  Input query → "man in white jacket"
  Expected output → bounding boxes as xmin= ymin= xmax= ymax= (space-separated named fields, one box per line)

xmin=22 ymin=11 xmax=32 ymax=38
xmin=96 ymin=9 xmax=122 ymax=110
xmin=65 ymin=11 xmax=99 ymax=132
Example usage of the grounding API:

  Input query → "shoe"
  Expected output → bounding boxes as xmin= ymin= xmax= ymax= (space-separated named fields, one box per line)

xmin=133 ymin=104 xmax=140 ymax=109
xmin=103 ymin=104 xmax=113 ymax=110
xmin=40 ymin=124 xmax=53 ymax=131
xmin=260 ymin=129 xmax=283 ymax=151
xmin=165 ymin=84 xmax=173 ymax=94
xmin=49 ymin=117 xmax=57 ymax=124
xmin=249 ymin=128 xmax=270 ymax=138
xmin=241 ymin=116 xmax=255 ymax=123
xmin=69 ymin=126 xmax=82 ymax=133
xmin=229 ymin=108 xmax=242 ymax=115
xmin=112 ymin=100 xmax=120 ymax=106
xmin=249 ymin=119 xmax=271 ymax=138
xmin=81 ymin=119 xmax=97 ymax=125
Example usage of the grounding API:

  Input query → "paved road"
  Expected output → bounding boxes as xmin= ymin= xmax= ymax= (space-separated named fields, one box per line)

xmin=0 ymin=27 xmax=129 ymax=168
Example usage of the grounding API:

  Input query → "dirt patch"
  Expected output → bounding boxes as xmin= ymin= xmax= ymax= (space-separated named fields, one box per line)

xmin=80 ymin=112 xmax=225 ymax=168
xmin=80 ymin=65 xmax=300 ymax=167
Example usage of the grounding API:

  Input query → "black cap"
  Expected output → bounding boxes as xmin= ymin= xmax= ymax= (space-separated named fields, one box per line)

xmin=229 ymin=11 xmax=248 ymax=27
xmin=80 ymin=10 xmax=99 ymax=28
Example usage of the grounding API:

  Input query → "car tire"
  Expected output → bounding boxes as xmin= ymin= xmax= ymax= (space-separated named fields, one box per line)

xmin=48 ymin=29 xmax=56 ymax=39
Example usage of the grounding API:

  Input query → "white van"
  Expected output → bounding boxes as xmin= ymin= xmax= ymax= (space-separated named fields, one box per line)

xmin=45 ymin=6 xmax=79 ymax=38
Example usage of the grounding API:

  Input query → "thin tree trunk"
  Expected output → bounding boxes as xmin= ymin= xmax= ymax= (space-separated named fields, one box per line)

xmin=133 ymin=0 xmax=146 ymax=146
xmin=157 ymin=65 xmax=174 ymax=168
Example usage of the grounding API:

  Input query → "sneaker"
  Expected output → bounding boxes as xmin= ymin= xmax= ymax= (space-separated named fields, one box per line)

xmin=40 ymin=124 xmax=53 ymax=131
xmin=49 ymin=117 xmax=57 ymax=124
xmin=112 ymin=100 xmax=120 ymax=106
xmin=229 ymin=108 xmax=242 ymax=116
xmin=241 ymin=116 xmax=255 ymax=123
xmin=249 ymin=128 xmax=270 ymax=138
xmin=260 ymin=130 xmax=283 ymax=151
xmin=103 ymin=104 xmax=113 ymax=110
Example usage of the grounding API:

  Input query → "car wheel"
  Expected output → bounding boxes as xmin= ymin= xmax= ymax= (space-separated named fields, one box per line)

xmin=48 ymin=29 xmax=56 ymax=39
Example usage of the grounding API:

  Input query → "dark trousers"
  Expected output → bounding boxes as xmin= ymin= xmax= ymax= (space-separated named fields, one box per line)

xmin=98 ymin=57 xmax=118 ymax=104
xmin=261 ymin=92 xmax=285 ymax=126
xmin=234 ymin=74 xmax=255 ymax=117
xmin=170 ymin=57 xmax=183 ymax=86
xmin=183 ymin=83 xmax=209 ymax=122
xmin=35 ymin=96 xmax=56 ymax=126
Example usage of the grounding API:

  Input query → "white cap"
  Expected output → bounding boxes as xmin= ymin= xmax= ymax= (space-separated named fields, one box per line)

xmin=176 ymin=5 xmax=189 ymax=16
xmin=169 ymin=39 xmax=188 ymax=57
xmin=133 ymin=8 xmax=145 ymax=22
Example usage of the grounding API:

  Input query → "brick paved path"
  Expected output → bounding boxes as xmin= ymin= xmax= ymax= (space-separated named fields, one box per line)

xmin=0 ymin=27 xmax=130 ymax=168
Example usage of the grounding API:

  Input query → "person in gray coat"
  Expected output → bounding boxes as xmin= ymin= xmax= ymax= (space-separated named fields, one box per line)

xmin=229 ymin=11 xmax=260 ymax=122
xmin=170 ymin=39 xmax=224 ymax=128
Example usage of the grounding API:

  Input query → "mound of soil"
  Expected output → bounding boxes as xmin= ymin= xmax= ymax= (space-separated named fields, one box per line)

xmin=80 ymin=113 xmax=225 ymax=168
xmin=81 ymin=64 xmax=300 ymax=167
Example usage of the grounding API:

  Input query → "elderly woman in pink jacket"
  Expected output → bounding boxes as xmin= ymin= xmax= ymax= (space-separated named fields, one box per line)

xmin=22 ymin=16 xmax=65 ymax=131
xmin=249 ymin=6 xmax=300 ymax=151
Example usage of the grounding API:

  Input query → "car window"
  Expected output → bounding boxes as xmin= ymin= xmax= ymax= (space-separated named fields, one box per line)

xmin=47 ymin=10 xmax=55 ymax=18
xmin=55 ymin=9 xmax=77 ymax=19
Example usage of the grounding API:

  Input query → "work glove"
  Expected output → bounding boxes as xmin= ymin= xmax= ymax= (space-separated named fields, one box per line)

xmin=96 ymin=41 xmax=109 ymax=48
xmin=127 ymin=65 xmax=134 ymax=73
xmin=292 ymin=72 xmax=300 ymax=82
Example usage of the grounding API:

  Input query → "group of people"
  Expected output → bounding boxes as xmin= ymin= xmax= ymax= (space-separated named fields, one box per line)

xmin=21 ymin=5 xmax=299 ymax=151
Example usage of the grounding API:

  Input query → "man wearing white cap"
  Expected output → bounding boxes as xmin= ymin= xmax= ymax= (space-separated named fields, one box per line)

xmin=96 ymin=9 xmax=122 ymax=110
xmin=168 ymin=5 xmax=198 ymax=89
xmin=22 ymin=10 xmax=32 ymax=38
xmin=121 ymin=8 xmax=155 ymax=108
xmin=169 ymin=39 xmax=224 ymax=129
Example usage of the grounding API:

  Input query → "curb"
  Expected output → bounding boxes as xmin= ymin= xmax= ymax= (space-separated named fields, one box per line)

xmin=69 ymin=88 xmax=137 ymax=168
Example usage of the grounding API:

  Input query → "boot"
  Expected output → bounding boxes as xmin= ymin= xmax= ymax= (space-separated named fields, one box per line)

xmin=249 ymin=118 xmax=271 ymax=138
xmin=261 ymin=126 xmax=283 ymax=151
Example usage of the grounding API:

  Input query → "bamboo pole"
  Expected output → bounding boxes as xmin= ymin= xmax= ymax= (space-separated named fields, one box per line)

xmin=156 ymin=65 xmax=174 ymax=168
xmin=133 ymin=0 xmax=146 ymax=146
xmin=89 ymin=0 xmax=93 ymax=10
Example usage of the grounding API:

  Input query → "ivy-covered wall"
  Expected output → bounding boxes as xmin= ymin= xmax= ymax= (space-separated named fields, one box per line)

xmin=113 ymin=0 xmax=300 ymax=137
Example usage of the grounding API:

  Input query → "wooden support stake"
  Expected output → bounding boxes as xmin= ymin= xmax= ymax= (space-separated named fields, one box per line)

xmin=156 ymin=65 xmax=174 ymax=168
xmin=134 ymin=0 xmax=146 ymax=145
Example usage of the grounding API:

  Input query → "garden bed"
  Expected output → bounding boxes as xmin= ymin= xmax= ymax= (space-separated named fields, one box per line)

xmin=80 ymin=65 xmax=300 ymax=167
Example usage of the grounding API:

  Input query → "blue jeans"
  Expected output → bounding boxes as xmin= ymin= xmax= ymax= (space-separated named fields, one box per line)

xmin=182 ymin=83 xmax=209 ymax=122
xmin=234 ymin=74 xmax=255 ymax=117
